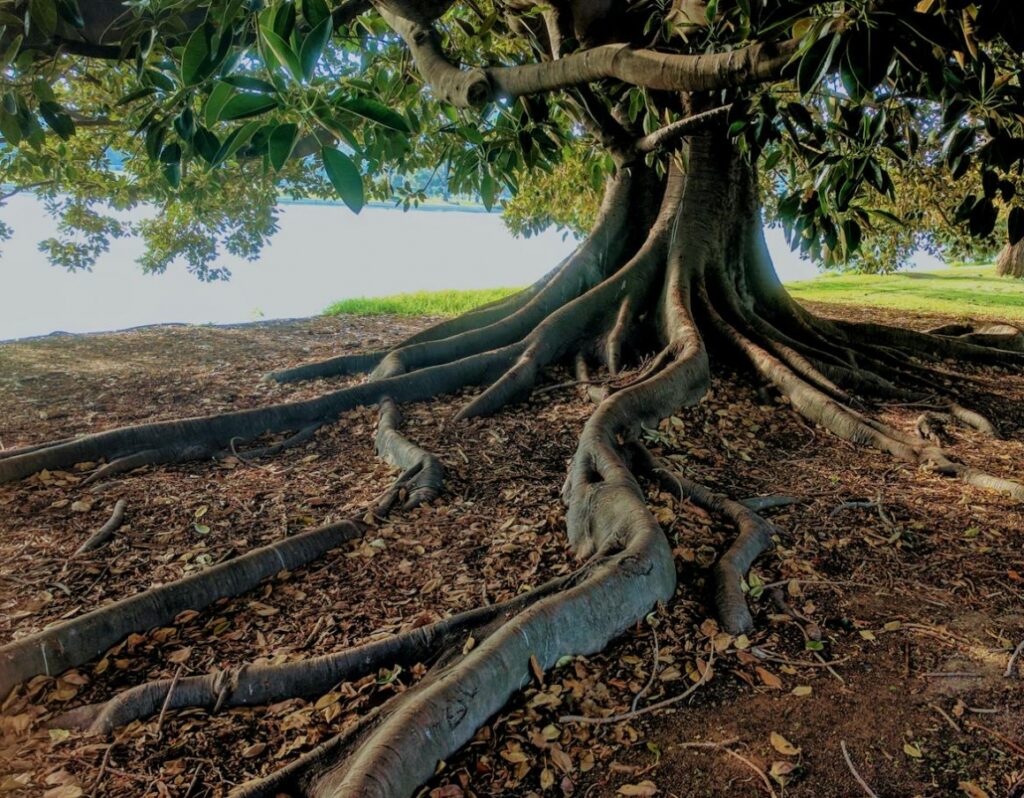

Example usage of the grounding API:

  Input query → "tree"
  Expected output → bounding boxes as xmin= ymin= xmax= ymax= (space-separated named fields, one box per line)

xmin=2 ymin=1 xmax=1024 ymax=795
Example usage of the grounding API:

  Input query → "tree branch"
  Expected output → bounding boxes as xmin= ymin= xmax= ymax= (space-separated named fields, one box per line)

xmin=378 ymin=5 xmax=491 ymax=106
xmin=379 ymin=3 xmax=797 ymax=108
xmin=633 ymin=104 xmax=732 ymax=154
xmin=488 ymin=39 xmax=797 ymax=100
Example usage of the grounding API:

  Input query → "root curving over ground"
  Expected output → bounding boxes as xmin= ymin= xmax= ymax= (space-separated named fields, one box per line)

xmin=2 ymin=133 xmax=1024 ymax=797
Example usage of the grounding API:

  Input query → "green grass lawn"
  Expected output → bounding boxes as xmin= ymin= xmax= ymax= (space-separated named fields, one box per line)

xmin=785 ymin=265 xmax=1024 ymax=321
xmin=324 ymin=287 xmax=519 ymax=317
xmin=325 ymin=266 xmax=1024 ymax=322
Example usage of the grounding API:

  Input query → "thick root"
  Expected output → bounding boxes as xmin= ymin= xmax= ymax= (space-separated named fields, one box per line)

xmin=374 ymin=397 xmax=443 ymax=513
xmin=0 ymin=520 xmax=363 ymax=697
xmin=633 ymin=445 xmax=778 ymax=634
xmin=0 ymin=344 xmax=522 ymax=485
xmin=56 ymin=575 xmax=572 ymax=736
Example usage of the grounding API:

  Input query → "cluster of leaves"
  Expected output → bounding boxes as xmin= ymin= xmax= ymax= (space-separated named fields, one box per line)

xmin=2 ymin=0 xmax=1024 ymax=278
xmin=0 ymin=0 xmax=579 ymax=276
xmin=724 ymin=0 xmax=1024 ymax=270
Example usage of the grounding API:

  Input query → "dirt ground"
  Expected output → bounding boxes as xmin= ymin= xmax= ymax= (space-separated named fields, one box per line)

xmin=0 ymin=304 xmax=1022 ymax=798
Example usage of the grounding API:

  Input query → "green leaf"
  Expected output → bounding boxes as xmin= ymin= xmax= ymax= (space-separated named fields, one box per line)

xmin=268 ymin=123 xmax=298 ymax=170
xmin=163 ymin=161 xmax=181 ymax=188
xmin=841 ymin=218 xmax=862 ymax=254
xmin=312 ymin=108 xmax=359 ymax=150
xmin=303 ymin=0 xmax=331 ymax=27
xmin=29 ymin=0 xmax=58 ymax=38
xmin=480 ymin=171 xmax=497 ymax=210
xmin=797 ymin=33 xmax=839 ymax=96
xmin=32 ymin=78 xmax=55 ymax=103
xmin=299 ymin=17 xmax=332 ymax=81
xmin=219 ymin=0 xmax=247 ymax=25
xmin=335 ymin=95 xmax=410 ymax=133
xmin=1 ymin=34 xmax=23 ymax=69
xmin=174 ymin=107 xmax=195 ymax=142
xmin=0 ymin=108 xmax=22 ymax=146
xmin=261 ymin=27 xmax=303 ymax=82
xmin=213 ymin=120 xmax=261 ymax=164
xmin=321 ymin=147 xmax=364 ymax=212
xmin=145 ymin=124 xmax=167 ymax=161
xmin=221 ymin=75 xmax=278 ymax=93
xmin=204 ymin=81 xmax=234 ymax=127
xmin=55 ymin=0 xmax=84 ymax=29
xmin=159 ymin=142 xmax=182 ymax=165
xmin=38 ymin=101 xmax=74 ymax=139
xmin=943 ymin=126 xmax=976 ymax=166
xmin=143 ymin=68 xmax=177 ymax=93
xmin=193 ymin=126 xmax=221 ymax=164
xmin=181 ymin=26 xmax=212 ymax=85
xmin=219 ymin=93 xmax=279 ymax=121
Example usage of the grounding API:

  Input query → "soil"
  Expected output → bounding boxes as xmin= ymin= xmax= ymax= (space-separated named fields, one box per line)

xmin=0 ymin=304 xmax=1022 ymax=798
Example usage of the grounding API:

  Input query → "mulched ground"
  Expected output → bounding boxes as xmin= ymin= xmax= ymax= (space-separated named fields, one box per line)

xmin=0 ymin=304 xmax=1022 ymax=798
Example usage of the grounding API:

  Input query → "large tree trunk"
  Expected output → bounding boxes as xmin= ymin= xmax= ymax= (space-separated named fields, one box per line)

xmin=3 ymin=130 xmax=1024 ymax=798
xmin=997 ymin=239 xmax=1024 ymax=278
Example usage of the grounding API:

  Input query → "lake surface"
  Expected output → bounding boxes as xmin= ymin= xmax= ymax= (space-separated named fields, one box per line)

xmin=2 ymin=195 xmax=833 ymax=341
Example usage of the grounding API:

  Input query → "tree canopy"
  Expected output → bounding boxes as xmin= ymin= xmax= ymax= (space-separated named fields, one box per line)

xmin=0 ymin=0 xmax=1021 ymax=278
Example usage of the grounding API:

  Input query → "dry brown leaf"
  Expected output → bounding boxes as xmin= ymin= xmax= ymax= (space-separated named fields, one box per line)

xmin=756 ymin=667 xmax=783 ymax=689
xmin=530 ymin=654 xmax=544 ymax=686
xmin=241 ymin=742 xmax=267 ymax=758
xmin=770 ymin=732 xmax=801 ymax=756
xmin=959 ymin=782 xmax=990 ymax=798
xmin=42 ymin=788 xmax=82 ymax=798
xmin=618 ymin=781 xmax=658 ymax=796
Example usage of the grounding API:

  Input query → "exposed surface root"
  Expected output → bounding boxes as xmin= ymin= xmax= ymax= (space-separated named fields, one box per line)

xmin=634 ymin=445 xmax=778 ymax=633
xmin=0 ymin=519 xmax=363 ymax=696
xmin=373 ymin=397 xmax=443 ymax=514
xmin=228 ymin=424 xmax=322 ymax=462
xmin=0 ymin=342 xmax=522 ymax=484
xmin=55 ymin=572 xmax=572 ymax=736
xmin=74 ymin=498 xmax=126 ymax=555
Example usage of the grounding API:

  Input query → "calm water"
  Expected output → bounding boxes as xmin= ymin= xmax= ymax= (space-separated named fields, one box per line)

xmin=0 ymin=196 xmax=829 ymax=341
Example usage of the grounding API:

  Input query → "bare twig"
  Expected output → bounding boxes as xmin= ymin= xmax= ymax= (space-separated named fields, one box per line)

xmin=155 ymin=665 xmax=184 ymax=737
xmin=676 ymin=738 xmax=775 ymax=797
xmin=928 ymin=702 xmax=962 ymax=733
xmin=1005 ymin=639 xmax=1024 ymax=678
xmin=631 ymin=625 xmax=660 ymax=712
xmin=967 ymin=720 xmax=1024 ymax=757
xmin=751 ymin=647 xmax=850 ymax=669
xmin=561 ymin=648 xmax=714 ymax=725
xmin=840 ymin=741 xmax=880 ymax=798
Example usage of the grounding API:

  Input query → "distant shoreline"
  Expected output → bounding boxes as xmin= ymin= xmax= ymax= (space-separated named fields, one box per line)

xmin=279 ymin=196 xmax=491 ymax=213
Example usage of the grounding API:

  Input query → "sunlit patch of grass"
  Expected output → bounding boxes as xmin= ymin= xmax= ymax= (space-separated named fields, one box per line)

xmin=324 ymin=266 xmax=1024 ymax=322
xmin=324 ymin=288 xmax=521 ymax=317
xmin=786 ymin=265 xmax=1024 ymax=321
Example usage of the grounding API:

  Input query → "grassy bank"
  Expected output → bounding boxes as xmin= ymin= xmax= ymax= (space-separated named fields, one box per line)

xmin=786 ymin=265 xmax=1024 ymax=321
xmin=324 ymin=287 xmax=519 ymax=317
xmin=325 ymin=266 xmax=1024 ymax=322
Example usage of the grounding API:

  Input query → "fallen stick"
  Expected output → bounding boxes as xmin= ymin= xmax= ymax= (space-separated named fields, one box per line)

xmin=75 ymin=499 xmax=127 ymax=555
xmin=1005 ymin=639 xmax=1024 ymax=678
xmin=840 ymin=741 xmax=879 ymax=798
